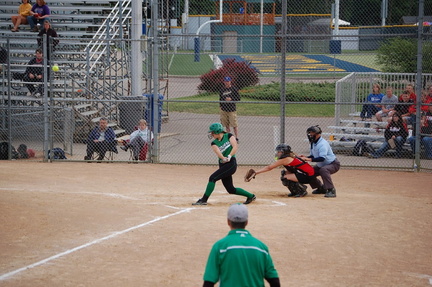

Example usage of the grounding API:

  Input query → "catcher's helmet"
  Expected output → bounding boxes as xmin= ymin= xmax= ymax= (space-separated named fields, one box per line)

xmin=306 ymin=125 xmax=322 ymax=134
xmin=275 ymin=144 xmax=292 ymax=155
xmin=208 ymin=123 xmax=224 ymax=134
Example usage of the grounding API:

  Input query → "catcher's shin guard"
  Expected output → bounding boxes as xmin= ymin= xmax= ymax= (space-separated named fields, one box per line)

xmin=281 ymin=179 xmax=307 ymax=197
xmin=280 ymin=170 xmax=286 ymax=181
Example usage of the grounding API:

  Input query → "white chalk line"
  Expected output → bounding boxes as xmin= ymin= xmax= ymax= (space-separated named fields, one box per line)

xmin=0 ymin=187 xmax=142 ymax=201
xmin=271 ymin=201 xmax=286 ymax=206
xmin=0 ymin=207 xmax=195 ymax=281
xmin=404 ymin=272 xmax=432 ymax=285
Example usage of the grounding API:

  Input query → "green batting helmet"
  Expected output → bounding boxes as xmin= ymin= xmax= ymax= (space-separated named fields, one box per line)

xmin=208 ymin=123 xmax=224 ymax=134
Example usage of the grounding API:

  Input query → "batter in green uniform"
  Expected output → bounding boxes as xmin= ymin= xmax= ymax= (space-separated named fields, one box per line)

xmin=193 ymin=123 xmax=256 ymax=205
xmin=202 ymin=203 xmax=280 ymax=287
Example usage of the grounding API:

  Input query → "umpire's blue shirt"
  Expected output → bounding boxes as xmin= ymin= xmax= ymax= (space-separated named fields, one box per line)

xmin=310 ymin=137 xmax=336 ymax=167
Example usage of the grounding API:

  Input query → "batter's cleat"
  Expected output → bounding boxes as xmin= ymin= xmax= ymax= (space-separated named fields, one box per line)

xmin=287 ymin=192 xmax=297 ymax=197
xmin=192 ymin=198 xmax=207 ymax=205
xmin=324 ymin=188 xmax=337 ymax=198
xmin=312 ymin=186 xmax=326 ymax=194
xmin=244 ymin=195 xmax=256 ymax=204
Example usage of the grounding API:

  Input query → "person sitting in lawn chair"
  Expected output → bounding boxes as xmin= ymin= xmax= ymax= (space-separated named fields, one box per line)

xmin=84 ymin=117 xmax=117 ymax=161
xmin=119 ymin=119 xmax=153 ymax=161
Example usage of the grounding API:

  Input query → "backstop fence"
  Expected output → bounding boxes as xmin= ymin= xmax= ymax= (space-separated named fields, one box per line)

xmin=1 ymin=0 xmax=432 ymax=172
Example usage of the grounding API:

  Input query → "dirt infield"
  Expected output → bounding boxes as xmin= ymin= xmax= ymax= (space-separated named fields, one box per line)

xmin=0 ymin=162 xmax=431 ymax=286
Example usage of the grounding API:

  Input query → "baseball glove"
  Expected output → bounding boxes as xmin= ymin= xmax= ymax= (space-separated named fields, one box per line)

xmin=244 ymin=169 xmax=256 ymax=182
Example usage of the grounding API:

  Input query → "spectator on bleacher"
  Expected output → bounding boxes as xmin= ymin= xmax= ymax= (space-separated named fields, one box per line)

xmin=37 ymin=20 xmax=58 ymax=60
xmin=85 ymin=117 xmax=117 ymax=161
xmin=360 ymin=83 xmax=384 ymax=127
xmin=405 ymin=83 xmax=417 ymax=102
xmin=27 ymin=0 xmax=50 ymax=32
xmin=11 ymin=0 xmax=32 ymax=32
xmin=375 ymin=86 xmax=398 ymax=122
xmin=23 ymin=48 xmax=44 ymax=97
xmin=408 ymin=105 xmax=432 ymax=159
xmin=367 ymin=112 xmax=408 ymax=159
xmin=427 ymin=85 xmax=432 ymax=102
xmin=393 ymin=90 xmax=414 ymax=124
xmin=407 ymin=90 xmax=432 ymax=132
xmin=119 ymin=119 xmax=153 ymax=161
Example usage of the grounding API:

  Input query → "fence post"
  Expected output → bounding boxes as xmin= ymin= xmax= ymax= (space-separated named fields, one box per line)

xmin=414 ymin=0 xmax=424 ymax=171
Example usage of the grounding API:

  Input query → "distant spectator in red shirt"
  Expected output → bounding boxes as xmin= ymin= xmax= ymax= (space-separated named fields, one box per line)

xmin=405 ymin=84 xmax=417 ymax=102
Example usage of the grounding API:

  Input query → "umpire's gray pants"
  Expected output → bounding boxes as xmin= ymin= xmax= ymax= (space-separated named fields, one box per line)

xmin=309 ymin=159 xmax=340 ymax=190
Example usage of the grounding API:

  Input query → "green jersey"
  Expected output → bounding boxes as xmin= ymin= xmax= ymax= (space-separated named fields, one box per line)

xmin=212 ymin=133 xmax=236 ymax=163
xmin=203 ymin=229 xmax=279 ymax=287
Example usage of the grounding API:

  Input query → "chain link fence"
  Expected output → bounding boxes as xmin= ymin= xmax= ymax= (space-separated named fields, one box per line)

xmin=1 ymin=0 xmax=431 ymax=171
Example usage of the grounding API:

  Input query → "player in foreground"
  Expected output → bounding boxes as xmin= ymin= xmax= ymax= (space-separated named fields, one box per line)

xmin=201 ymin=203 xmax=280 ymax=287
xmin=244 ymin=144 xmax=315 ymax=197
xmin=192 ymin=123 xmax=256 ymax=205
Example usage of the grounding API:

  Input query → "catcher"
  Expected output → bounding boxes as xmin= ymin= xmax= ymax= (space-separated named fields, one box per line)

xmin=244 ymin=144 xmax=315 ymax=197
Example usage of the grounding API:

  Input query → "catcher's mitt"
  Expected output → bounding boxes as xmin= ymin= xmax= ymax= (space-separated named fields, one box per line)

xmin=244 ymin=169 xmax=256 ymax=182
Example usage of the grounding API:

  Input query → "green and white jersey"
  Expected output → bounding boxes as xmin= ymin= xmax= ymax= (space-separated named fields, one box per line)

xmin=203 ymin=229 xmax=279 ymax=287
xmin=212 ymin=133 xmax=236 ymax=163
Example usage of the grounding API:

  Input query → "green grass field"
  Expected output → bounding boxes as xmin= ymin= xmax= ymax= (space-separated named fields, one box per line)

xmin=168 ymin=53 xmax=213 ymax=76
xmin=335 ymin=53 xmax=380 ymax=70
xmin=168 ymin=94 xmax=335 ymax=117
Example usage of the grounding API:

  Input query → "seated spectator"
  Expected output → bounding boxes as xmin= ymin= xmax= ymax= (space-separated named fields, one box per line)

xmin=37 ymin=20 xmax=58 ymax=60
xmin=119 ymin=119 xmax=153 ymax=160
xmin=84 ymin=117 xmax=117 ymax=161
xmin=360 ymin=83 xmax=384 ymax=126
xmin=408 ymin=105 xmax=432 ymax=159
xmin=27 ymin=0 xmax=50 ymax=32
xmin=23 ymin=48 xmax=44 ymax=97
xmin=393 ymin=91 xmax=414 ymax=123
xmin=366 ymin=112 xmax=408 ymax=159
xmin=408 ymin=90 xmax=432 ymax=127
xmin=375 ymin=86 xmax=398 ymax=122
xmin=405 ymin=83 xmax=417 ymax=102
xmin=11 ymin=0 xmax=32 ymax=32
xmin=426 ymin=85 xmax=432 ymax=102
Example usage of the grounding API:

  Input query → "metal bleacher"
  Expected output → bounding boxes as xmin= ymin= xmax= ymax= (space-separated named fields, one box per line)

xmin=326 ymin=72 xmax=432 ymax=156
xmin=0 ymin=0 xmax=133 ymax=143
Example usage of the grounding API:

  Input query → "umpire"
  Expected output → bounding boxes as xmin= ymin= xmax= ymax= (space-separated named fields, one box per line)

xmin=299 ymin=125 xmax=340 ymax=198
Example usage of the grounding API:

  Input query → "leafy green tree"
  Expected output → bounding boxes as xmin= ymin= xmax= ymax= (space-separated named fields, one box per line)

xmin=376 ymin=37 xmax=432 ymax=73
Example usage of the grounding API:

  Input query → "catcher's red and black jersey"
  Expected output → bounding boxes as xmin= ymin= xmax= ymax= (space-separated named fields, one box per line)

xmin=284 ymin=157 xmax=314 ymax=176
